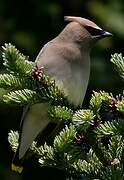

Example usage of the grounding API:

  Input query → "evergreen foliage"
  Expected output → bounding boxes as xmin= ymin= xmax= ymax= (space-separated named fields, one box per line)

xmin=0 ymin=44 xmax=124 ymax=179
xmin=2 ymin=43 xmax=34 ymax=76
xmin=110 ymin=53 xmax=124 ymax=81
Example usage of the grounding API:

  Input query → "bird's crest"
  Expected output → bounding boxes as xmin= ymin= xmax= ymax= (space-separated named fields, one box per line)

xmin=64 ymin=16 xmax=101 ymax=30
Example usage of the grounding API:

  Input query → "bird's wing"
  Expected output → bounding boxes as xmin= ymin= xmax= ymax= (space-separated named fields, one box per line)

xmin=12 ymin=102 xmax=50 ymax=168
xmin=12 ymin=103 xmax=50 ymax=172
xmin=18 ymin=106 xmax=29 ymax=140
xmin=19 ymin=103 xmax=49 ymax=159
xmin=12 ymin=106 xmax=30 ymax=172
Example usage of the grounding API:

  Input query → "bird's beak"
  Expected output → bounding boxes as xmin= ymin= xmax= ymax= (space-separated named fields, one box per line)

xmin=101 ymin=31 xmax=113 ymax=38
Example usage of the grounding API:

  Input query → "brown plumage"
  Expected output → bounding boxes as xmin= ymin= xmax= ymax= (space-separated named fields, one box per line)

xmin=64 ymin=16 xmax=102 ymax=29
xmin=12 ymin=16 xmax=112 ymax=173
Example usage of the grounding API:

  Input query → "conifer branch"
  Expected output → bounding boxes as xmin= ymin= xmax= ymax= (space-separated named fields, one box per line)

xmin=3 ymin=89 xmax=40 ymax=105
xmin=48 ymin=106 xmax=73 ymax=123
xmin=116 ymin=99 xmax=124 ymax=113
xmin=0 ymin=44 xmax=123 ymax=179
xmin=96 ymin=119 xmax=124 ymax=138
xmin=2 ymin=43 xmax=34 ymax=76
xmin=0 ymin=74 xmax=35 ymax=90
xmin=111 ymin=53 xmax=124 ymax=81
xmin=8 ymin=130 xmax=19 ymax=152
xmin=53 ymin=124 xmax=76 ymax=152
xmin=90 ymin=91 xmax=112 ymax=113
xmin=72 ymin=109 xmax=95 ymax=132
xmin=108 ymin=135 xmax=124 ymax=160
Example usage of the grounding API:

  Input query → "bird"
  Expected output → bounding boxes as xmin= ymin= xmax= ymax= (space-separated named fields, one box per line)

xmin=11 ymin=16 xmax=112 ymax=173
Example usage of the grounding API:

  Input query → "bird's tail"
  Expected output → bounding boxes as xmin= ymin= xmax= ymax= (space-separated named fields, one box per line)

xmin=11 ymin=147 xmax=24 ymax=173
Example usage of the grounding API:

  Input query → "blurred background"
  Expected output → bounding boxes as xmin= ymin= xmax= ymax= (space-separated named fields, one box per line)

xmin=0 ymin=0 xmax=124 ymax=179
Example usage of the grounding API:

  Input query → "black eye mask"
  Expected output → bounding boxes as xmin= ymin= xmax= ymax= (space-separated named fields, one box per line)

xmin=86 ymin=26 xmax=104 ymax=36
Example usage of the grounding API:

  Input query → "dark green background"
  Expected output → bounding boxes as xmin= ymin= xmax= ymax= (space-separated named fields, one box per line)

xmin=0 ymin=0 xmax=124 ymax=179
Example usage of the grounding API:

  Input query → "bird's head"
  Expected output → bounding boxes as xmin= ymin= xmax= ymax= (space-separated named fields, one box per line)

xmin=64 ymin=16 xmax=112 ymax=48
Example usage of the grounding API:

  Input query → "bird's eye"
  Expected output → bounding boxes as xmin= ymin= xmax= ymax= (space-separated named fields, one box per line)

xmin=86 ymin=26 xmax=104 ymax=36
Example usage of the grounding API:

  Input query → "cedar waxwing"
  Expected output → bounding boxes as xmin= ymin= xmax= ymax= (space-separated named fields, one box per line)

xmin=12 ymin=16 xmax=112 ymax=173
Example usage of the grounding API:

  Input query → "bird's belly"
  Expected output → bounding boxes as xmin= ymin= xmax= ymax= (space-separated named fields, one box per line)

xmin=65 ymin=79 xmax=84 ymax=107
xmin=56 ymin=68 xmax=90 ymax=107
